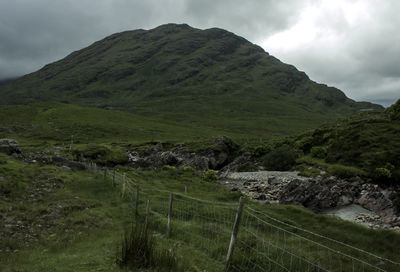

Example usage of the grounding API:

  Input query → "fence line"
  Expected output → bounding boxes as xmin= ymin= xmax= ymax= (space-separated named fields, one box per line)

xmin=81 ymin=160 xmax=399 ymax=271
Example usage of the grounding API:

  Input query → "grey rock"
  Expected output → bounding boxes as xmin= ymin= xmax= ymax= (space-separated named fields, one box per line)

xmin=128 ymin=136 xmax=239 ymax=170
xmin=0 ymin=139 xmax=21 ymax=155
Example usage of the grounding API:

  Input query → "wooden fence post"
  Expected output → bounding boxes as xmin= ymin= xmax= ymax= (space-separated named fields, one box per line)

xmin=112 ymin=168 xmax=116 ymax=187
xmin=145 ymin=200 xmax=151 ymax=229
xmin=225 ymin=197 xmax=245 ymax=272
xmin=135 ymin=186 xmax=140 ymax=216
xmin=166 ymin=192 xmax=173 ymax=238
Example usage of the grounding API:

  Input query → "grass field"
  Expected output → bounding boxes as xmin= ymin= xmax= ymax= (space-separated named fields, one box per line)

xmin=1 ymin=153 xmax=399 ymax=271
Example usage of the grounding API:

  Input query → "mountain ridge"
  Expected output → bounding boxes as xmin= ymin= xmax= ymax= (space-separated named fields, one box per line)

xmin=0 ymin=23 xmax=382 ymax=135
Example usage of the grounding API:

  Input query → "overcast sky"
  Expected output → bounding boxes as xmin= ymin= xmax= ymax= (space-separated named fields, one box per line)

xmin=0 ymin=0 xmax=399 ymax=106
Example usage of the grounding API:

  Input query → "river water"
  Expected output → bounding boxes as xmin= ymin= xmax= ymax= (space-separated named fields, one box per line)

xmin=321 ymin=204 xmax=377 ymax=226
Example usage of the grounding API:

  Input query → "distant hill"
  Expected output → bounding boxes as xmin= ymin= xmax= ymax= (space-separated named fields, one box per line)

xmin=0 ymin=23 xmax=382 ymax=135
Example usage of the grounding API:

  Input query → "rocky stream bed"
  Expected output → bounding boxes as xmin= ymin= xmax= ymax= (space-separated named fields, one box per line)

xmin=220 ymin=171 xmax=400 ymax=232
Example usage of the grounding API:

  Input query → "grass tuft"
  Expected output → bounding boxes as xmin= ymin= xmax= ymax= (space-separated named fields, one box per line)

xmin=116 ymin=222 xmax=182 ymax=271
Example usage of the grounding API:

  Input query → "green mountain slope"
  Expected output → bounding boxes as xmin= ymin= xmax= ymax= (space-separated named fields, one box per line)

xmin=291 ymin=99 xmax=400 ymax=182
xmin=0 ymin=23 xmax=382 ymax=135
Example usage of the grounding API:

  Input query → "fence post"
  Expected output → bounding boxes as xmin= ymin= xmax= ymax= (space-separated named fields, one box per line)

xmin=135 ymin=186 xmax=140 ymax=216
xmin=145 ymin=200 xmax=151 ymax=229
xmin=121 ymin=173 xmax=126 ymax=198
xmin=225 ymin=197 xmax=245 ymax=272
xmin=112 ymin=168 xmax=116 ymax=187
xmin=166 ymin=192 xmax=173 ymax=238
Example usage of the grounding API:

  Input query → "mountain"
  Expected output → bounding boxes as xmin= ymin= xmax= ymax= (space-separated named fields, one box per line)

xmin=0 ymin=23 xmax=382 ymax=135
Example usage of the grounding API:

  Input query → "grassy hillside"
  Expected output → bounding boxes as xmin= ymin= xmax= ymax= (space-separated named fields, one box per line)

xmin=251 ymin=99 xmax=400 ymax=182
xmin=1 ymin=153 xmax=399 ymax=271
xmin=0 ymin=24 xmax=382 ymax=136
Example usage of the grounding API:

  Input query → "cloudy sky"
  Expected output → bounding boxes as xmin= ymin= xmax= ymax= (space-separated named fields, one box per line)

xmin=0 ymin=0 xmax=399 ymax=106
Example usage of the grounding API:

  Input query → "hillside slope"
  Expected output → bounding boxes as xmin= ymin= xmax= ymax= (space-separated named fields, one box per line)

xmin=291 ymin=99 xmax=400 ymax=182
xmin=0 ymin=23 xmax=382 ymax=135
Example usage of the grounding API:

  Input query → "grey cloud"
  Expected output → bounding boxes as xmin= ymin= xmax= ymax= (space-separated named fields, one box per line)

xmin=0 ymin=0 xmax=398 ymax=105
xmin=183 ymin=0 xmax=305 ymax=40
xmin=264 ymin=0 xmax=400 ymax=105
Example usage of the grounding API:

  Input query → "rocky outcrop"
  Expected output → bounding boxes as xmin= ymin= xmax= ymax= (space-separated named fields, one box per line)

xmin=0 ymin=139 xmax=22 ymax=155
xmin=357 ymin=184 xmax=398 ymax=224
xmin=220 ymin=152 xmax=257 ymax=174
xmin=223 ymin=172 xmax=400 ymax=228
xmin=127 ymin=136 xmax=239 ymax=170
xmin=279 ymin=177 xmax=361 ymax=211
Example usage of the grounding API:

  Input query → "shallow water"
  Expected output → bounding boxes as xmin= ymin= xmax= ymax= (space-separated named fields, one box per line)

xmin=321 ymin=204 xmax=376 ymax=225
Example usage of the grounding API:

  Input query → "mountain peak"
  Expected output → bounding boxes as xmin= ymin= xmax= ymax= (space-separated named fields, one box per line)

xmin=0 ymin=23 xmax=382 ymax=135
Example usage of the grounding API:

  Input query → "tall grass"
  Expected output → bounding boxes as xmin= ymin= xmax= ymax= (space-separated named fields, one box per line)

xmin=116 ymin=221 xmax=183 ymax=271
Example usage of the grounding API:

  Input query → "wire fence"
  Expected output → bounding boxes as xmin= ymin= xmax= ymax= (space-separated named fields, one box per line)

xmin=82 ymin=160 xmax=400 ymax=272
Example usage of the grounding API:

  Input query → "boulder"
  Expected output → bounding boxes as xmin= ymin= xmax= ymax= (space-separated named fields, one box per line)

xmin=220 ymin=152 xmax=254 ymax=173
xmin=0 ymin=139 xmax=22 ymax=155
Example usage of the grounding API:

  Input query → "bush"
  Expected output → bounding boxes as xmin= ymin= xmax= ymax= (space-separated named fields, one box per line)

xmin=180 ymin=166 xmax=194 ymax=172
xmin=203 ymin=169 xmax=218 ymax=182
xmin=385 ymin=99 xmax=400 ymax=120
xmin=327 ymin=164 xmax=366 ymax=179
xmin=116 ymin=222 xmax=182 ymax=271
xmin=310 ymin=146 xmax=327 ymax=159
xmin=374 ymin=167 xmax=392 ymax=179
xmin=262 ymin=145 xmax=298 ymax=171
xmin=162 ymin=165 xmax=177 ymax=172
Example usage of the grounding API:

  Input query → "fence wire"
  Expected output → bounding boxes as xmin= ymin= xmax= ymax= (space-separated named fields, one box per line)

xmin=82 ymin=160 xmax=399 ymax=272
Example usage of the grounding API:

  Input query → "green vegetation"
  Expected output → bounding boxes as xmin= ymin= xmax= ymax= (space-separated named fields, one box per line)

xmin=262 ymin=144 xmax=298 ymax=171
xmin=0 ymin=24 xmax=382 ymax=137
xmin=0 ymin=22 xmax=398 ymax=271
xmin=1 ymin=149 xmax=400 ymax=271
xmin=203 ymin=169 xmax=219 ymax=182
xmin=116 ymin=222 xmax=182 ymax=271
xmin=287 ymin=108 xmax=400 ymax=182
xmin=386 ymin=99 xmax=400 ymax=120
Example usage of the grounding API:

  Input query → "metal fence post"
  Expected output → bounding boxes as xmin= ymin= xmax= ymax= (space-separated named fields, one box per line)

xmin=145 ymin=200 xmax=151 ymax=230
xmin=167 ymin=192 xmax=173 ymax=238
xmin=225 ymin=197 xmax=245 ymax=272
xmin=135 ymin=186 xmax=140 ymax=216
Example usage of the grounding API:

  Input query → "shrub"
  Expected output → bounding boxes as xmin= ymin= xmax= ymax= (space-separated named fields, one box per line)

xmin=262 ymin=145 xmax=298 ymax=171
xmin=327 ymin=164 xmax=366 ymax=179
xmin=385 ymin=99 xmax=400 ymax=120
xmin=162 ymin=165 xmax=177 ymax=172
xmin=203 ymin=169 xmax=218 ymax=182
xmin=294 ymin=135 xmax=314 ymax=153
xmin=310 ymin=146 xmax=327 ymax=159
xmin=374 ymin=167 xmax=392 ymax=179
xmin=116 ymin=222 xmax=182 ymax=271
xmin=373 ymin=163 xmax=395 ymax=181
xmin=180 ymin=166 xmax=194 ymax=172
